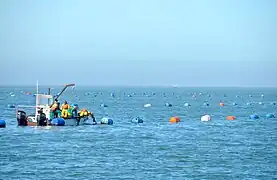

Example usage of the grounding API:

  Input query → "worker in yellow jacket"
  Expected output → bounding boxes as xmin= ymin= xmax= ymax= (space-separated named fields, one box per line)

xmin=61 ymin=101 xmax=68 ymax=118
xmin=50 ymin=99 xmax=60 ymax=118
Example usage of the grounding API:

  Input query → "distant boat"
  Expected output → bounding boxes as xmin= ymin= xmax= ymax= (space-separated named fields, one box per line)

xmin=172 ymin=84 xmax=179 ymax=88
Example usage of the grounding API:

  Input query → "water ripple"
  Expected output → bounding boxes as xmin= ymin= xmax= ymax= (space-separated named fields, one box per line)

xmin=0 ymin=87 xmax=277 ymax=179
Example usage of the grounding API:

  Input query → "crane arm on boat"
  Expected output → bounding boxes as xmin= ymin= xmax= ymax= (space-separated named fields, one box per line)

xmin=55 ymin=84 xmax=75 ymax=100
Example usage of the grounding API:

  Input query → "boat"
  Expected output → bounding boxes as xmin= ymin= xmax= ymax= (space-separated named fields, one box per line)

xmin=16 ymin=82 xmax=96 ymax=126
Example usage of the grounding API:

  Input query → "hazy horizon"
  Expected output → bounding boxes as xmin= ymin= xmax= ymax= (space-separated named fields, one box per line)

xmin=1 ymin=83 xmax=277 ymax=88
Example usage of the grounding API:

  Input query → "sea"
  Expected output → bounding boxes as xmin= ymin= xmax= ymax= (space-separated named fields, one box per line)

xmin=0 ymin=86 xmax=277 ymax=180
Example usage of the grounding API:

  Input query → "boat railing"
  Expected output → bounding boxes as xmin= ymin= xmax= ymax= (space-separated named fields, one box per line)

xmin=16 ymin=104 xmax=52 ymax=120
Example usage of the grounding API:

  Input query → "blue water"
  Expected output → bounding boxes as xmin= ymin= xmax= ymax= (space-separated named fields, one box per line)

xmin=1 ymin=86 xmax=277 ymax=180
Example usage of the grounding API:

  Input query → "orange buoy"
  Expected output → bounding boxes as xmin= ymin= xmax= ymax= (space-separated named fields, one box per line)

xmin=219 ymin=102 xmax=224 ymax=107
xmin=169 ymin=116 xmax=180 ymax=123
xmin=226 ymin=116 xmax=236 ymax=120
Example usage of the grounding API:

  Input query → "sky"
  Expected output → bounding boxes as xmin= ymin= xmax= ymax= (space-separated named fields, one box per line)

xmin=0 ymin=0 xmax=276 ymax=86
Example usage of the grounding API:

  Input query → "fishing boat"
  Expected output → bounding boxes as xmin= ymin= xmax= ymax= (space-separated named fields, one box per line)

xmin=16 ymin=82 xmax=96 ymax=126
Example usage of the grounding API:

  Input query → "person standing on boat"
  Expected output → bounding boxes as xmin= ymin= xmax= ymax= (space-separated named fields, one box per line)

xmin=61 ymin=101 xmax=69 ymax=118
xmin=56 ymin=101 xmax=61 ymax=117
xmin=37 ymin=108 xmax=47 ymax=126
xmin=71 ymin=105 xmax=80 ymax=125
xmin=62 ymin=101 xmax=69 ymax=110
xmin=50 ymin=99 xmax=61 ymax=118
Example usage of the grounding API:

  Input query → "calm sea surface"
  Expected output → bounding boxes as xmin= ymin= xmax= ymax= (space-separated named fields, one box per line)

xmin=0 ymin=86 xmax=277 ymax=180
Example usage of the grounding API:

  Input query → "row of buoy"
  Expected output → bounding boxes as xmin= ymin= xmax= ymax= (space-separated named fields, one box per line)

xmin=85 ymin=92 xmax=270 ymax=97
xmin=106 ymin=95 xmax=271 ymax=100
xmin=5 ymin=100 xmax=275 ymax=110
xmin=169 ymin=113 xmax=276 ymax=123
xmin=142 ymin=102 xmax=276 ymax=108
xmin=6 ymin=90 xmax=275 ymax=99
xmin=1 ymin=112 xmax=276 ymax=128
xmin=169 ymin=115 xmax=213 ymax=123
xmin=5 ymin=101 xmax=276 ymax=109
xmin=249 ymin=113 xmax=275 ymax=119
xmin=101 ymin=117 xmax=144 ymax=124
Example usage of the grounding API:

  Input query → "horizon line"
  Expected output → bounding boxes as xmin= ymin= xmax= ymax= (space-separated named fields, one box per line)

xmin=0 ymin=84 xmax=277 ymax=88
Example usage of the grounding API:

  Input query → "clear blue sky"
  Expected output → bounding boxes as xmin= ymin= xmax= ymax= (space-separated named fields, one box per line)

xmin=0 ymin=0 xmax=276 ymax=86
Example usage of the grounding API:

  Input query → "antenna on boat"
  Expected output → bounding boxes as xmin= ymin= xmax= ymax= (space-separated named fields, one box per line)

xmin=35 ymin=80 xmax=39 ymax=122
xmin=36 ymin=80 xmax=39 ymax=95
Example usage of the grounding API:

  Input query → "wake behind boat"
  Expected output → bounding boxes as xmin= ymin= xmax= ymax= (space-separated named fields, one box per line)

xmin=16 ymin=82 xmax=97 ymax=126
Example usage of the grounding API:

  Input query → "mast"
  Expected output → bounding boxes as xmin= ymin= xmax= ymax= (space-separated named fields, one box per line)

xmin=36 ymin=80 xmax=39 ymax=92
xmin=35 ymin=80 xmax=39 ymax=123
xmin=48 ymin=88 xmax=51 ymax=105
xmin=36 ymin=80 xmax=39 ymax=107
